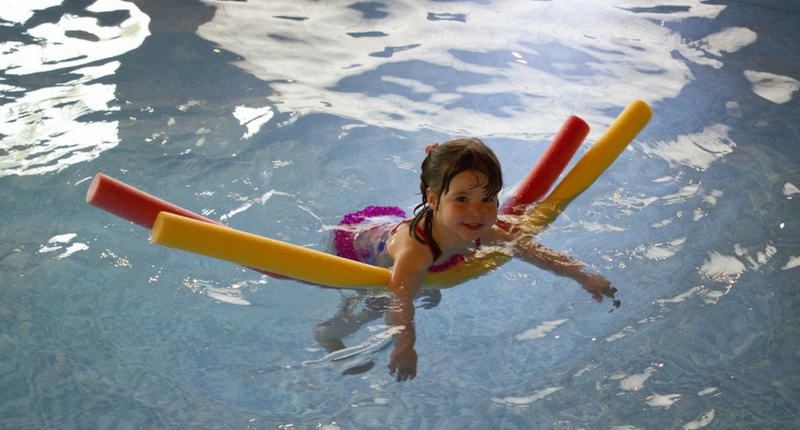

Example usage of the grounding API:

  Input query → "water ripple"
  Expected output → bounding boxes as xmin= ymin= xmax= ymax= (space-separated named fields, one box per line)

xmin=197 ymin=0 xmax=712 ymax=137
xmin=0 ymin=0 xmax=150 ymax=177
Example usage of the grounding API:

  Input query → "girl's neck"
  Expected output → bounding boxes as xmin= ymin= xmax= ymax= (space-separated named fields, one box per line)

xmin=428 ymin=214 xmax=476 ymax=257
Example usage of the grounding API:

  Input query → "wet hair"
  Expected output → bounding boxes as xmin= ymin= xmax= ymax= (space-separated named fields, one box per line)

xmin=408 ymin=138 xmax=503 ymax=261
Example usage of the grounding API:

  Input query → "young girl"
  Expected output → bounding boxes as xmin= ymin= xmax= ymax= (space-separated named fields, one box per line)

xmin=327 ymin=138 xmax=617 ymax=381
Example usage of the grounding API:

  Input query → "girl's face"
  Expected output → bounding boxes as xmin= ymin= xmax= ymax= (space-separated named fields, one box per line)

xmin=427 ymin=169 xmax=498 ymax=246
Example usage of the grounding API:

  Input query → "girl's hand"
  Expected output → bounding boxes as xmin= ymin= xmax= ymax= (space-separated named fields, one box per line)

xmin=581 ymin=273 xmax=619 ymax=307
xmin=388 ymin=346 xmax=418 ymax=381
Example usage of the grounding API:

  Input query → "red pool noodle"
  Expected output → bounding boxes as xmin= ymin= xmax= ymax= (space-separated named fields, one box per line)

xmin=497 ymin=115 xmax=588 ymax=230
xmin=86 ymin=173 xmax=215 ymax=229
xmin=86 ymin=173 xmax=288 ymax=279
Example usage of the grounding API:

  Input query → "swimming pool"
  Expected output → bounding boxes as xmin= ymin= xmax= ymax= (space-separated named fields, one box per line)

xmin=1 ymin=0 xmax=799 ymax=428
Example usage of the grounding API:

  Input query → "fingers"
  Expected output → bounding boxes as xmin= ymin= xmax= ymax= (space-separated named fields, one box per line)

xmin=598 ymin=287 xmax=615 ymax=301
xmin=395 ymin=369 xmax=415 ymax=382
xmin=387 ymin=363 xmax=416 ymax=381
xmin=587 ymin=283 xmax=619 ymax=308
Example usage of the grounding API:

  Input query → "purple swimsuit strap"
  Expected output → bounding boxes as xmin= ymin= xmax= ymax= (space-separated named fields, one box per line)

xmin=414 ymin=226 xmax=480 ymax=273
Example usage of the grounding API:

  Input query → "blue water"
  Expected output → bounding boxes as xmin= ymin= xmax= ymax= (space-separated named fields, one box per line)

xmin=2 ymin=0 xmax=799 ymax=428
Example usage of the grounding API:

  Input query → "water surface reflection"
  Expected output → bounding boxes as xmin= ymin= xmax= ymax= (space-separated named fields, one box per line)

xmin=0 ymin=0 xmax=150 ymax=177
xmin=197 ymin=0 xmax=759 ymax=138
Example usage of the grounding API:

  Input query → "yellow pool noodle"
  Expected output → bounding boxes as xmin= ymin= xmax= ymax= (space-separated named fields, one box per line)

xmin=152 ymin=211 xmax=510 ymax=288
xmin=522 ymin=100 xmax=652 ymax=230
xmin=152 ymin=212 xmax=389 ymax=287
xmin=151 ymin=100 xmax=651 ymax=289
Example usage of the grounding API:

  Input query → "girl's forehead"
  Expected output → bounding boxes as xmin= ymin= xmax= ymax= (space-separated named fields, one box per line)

xmin=447 ymin=170 xmax=490 ymax=191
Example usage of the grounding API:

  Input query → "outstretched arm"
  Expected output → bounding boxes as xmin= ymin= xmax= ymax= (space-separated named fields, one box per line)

xmin=513 ymin=237 xmax=618 ymax=304
xmin=514 ymin=237 xmax=617 ymax=302
xmin=483 ymin=225 xmax=618 ymax=304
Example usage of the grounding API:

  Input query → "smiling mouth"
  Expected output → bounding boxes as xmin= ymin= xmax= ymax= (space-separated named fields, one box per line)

xmin=463 ymin=223 xmax=483 ymax=230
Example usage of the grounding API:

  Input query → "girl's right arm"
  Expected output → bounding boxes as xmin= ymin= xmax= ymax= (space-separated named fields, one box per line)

xmin=384 ymin=227 xmax=432 ymax=381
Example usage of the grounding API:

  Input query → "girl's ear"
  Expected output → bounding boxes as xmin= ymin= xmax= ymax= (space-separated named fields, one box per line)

xmin=426 ymin=187 xmax=437 ymax=210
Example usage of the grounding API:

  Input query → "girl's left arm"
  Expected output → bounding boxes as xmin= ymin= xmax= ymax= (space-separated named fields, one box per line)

xmin=485 ymin=227 xmax=618 ymax=304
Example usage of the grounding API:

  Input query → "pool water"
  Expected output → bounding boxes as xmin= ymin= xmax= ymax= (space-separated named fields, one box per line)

xmin=2 ymin=0 xmax=799 ymax=428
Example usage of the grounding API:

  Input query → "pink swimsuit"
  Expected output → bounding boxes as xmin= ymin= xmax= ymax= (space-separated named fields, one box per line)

xmin=411 ymin=226 xmax=480 ymax=272
xmin=333 ymin=206 xmax=479 ymax=272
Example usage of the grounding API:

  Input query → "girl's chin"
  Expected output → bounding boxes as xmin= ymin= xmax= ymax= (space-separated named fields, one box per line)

xmin=459 ymin=225 xmax=487 ymax=240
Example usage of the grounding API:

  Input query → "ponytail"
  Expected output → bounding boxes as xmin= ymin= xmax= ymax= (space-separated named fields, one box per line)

xmin=408 ymin=150 xmax=442 ymax=260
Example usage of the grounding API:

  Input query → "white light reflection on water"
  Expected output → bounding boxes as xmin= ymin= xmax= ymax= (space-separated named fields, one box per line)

xmin=0 ymin=0 xmax=150 ymax=177
xmin=37 ymin=233 xmax=89 ymax=260
xmin=0 ymin=62 xmax=120 ymax=177
xmin=233 ymin=106 xmax=274 ymax=139
xmin=640 ymin=124 xmax=736 ymax=171
xmin=0 ymin=0 xmax=61 ymax=24
xmin=515 ymin=318 xmax=569 ymax=341
xmin=491 ymin=386 xmax=564 ymax=408
xmin=684 ymin=26 xmax=757 ymax=69
xmin=1 ymin=0 xmax=150 ymax=76
xmin=690 ymin=27 xmax=756 ymax=58
xmin=743 ymin=71 xmax=800 ymax=104
xmin=197 ymin=0 xmax=727 ymax=137
xmin=684 ymin=409 xmax=716 ymax=429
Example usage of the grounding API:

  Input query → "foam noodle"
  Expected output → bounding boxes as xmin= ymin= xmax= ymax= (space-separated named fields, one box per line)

xmin=86 ymin=173 xmax=214 ymax=229
xmin=523 ymin=100 xmax=652 ymax=231
xmin=153 ymin=212 xmax=390 ymax=287
xmin=87 ymin=173 xmax=289 ymax=279
xmin=497 ymin=115 xmax=588 ymax=231
xmin=152 ymin=211 xmax=510 ymax=288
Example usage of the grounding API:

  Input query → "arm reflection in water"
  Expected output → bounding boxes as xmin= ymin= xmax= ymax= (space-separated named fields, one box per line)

xmin=313 ymin=289 xmax=440 ymax=379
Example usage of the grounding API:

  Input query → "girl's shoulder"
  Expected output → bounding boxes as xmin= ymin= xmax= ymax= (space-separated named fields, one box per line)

xmin=481 ymin=224 xmax=517 ymax=245
xmin=386 ymin=221 xmax=422 ymax=250
xmin=385 ymin=222 xmax=435 ymax=270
